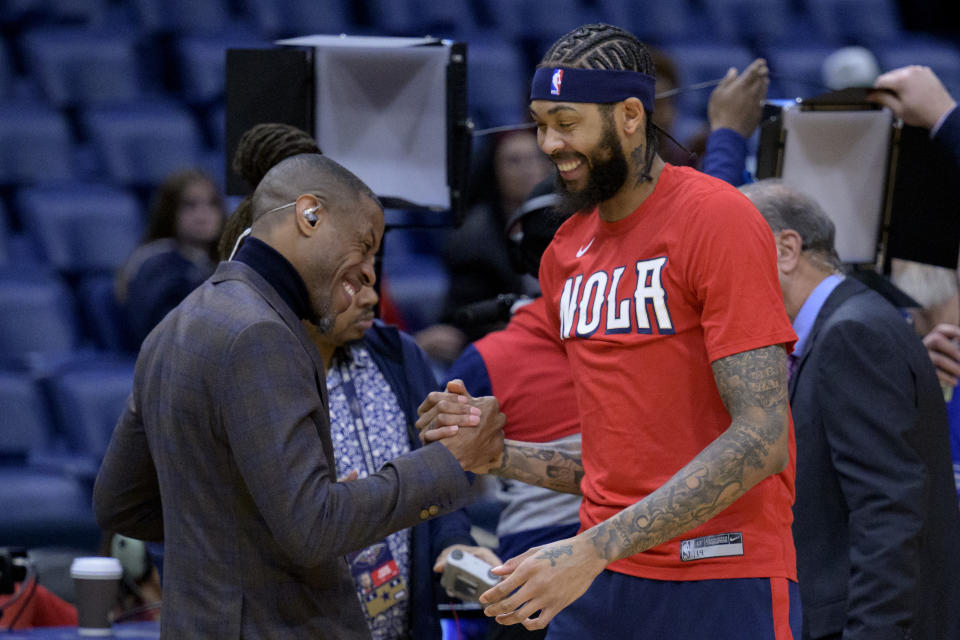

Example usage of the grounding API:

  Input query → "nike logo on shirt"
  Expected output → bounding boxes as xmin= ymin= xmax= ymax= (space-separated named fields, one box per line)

xmin=576 ymin=238 xmax=595 ymax=258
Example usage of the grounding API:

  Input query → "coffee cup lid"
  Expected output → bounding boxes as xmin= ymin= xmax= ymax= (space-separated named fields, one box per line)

xmin=70 ymin=556 xmax=123 ymax=579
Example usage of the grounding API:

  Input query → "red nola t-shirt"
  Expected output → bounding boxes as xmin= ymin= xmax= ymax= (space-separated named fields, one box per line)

xmin=539 ymin=164 xmax=798 ymax=581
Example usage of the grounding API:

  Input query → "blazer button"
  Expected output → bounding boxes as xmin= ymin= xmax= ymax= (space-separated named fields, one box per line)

xmin=429 ymin=505 xmax=439 ymax=516
xmin=420 ymin=509 xmax=430 ymax=520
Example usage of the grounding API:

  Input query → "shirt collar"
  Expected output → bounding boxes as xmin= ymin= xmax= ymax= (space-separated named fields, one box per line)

xmin=233 ymin=237 xmax=312 ymax=321
xmin=792 ymin=273 xmax=844 ymax=357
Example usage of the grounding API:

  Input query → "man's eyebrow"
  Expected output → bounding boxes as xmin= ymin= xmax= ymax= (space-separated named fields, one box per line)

xmin=530 ymin=104 xmax=579 ymax=119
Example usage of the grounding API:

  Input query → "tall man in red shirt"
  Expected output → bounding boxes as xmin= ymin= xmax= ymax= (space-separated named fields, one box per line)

xmin=419 ymin=23 xmax=798 ymax=639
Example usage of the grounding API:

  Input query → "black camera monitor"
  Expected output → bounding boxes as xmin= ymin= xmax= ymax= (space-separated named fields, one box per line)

xmin=226 ymin=35 xmax=469 ymax=217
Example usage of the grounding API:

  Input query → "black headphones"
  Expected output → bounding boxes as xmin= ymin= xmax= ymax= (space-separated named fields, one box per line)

xmin=505 ymin=191 xmax=567 ymax=277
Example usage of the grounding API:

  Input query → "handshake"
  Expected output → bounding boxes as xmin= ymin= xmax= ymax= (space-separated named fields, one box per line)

xmin=416 ymin=379 xmax=505 ymax=474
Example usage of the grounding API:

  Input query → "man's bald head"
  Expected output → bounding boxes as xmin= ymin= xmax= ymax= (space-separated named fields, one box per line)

xmin=251 ymin=154 xmax=380 ymax=227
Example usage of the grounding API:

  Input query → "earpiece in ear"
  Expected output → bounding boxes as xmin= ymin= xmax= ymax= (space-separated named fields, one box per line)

xmin=303 ymin=206 xmax=319 ymax=226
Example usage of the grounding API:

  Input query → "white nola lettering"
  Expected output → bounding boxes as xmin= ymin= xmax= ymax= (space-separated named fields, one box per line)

xmin=559 ymin=257 xmax=674 ymax=339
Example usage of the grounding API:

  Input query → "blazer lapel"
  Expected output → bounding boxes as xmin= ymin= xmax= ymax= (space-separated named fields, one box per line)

xmin=788 ymin=277 xmax=865 ymax=400
xmin=211 ymin=262 xmax=335 ymax=467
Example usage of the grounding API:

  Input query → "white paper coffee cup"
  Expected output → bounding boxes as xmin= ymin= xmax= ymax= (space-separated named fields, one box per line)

xmin=70 ymin=557 xmax=123 ymax=637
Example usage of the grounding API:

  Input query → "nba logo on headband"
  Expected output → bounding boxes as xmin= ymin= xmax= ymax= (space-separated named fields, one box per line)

xmin=551 ymin=68 xmax=563 ymax=96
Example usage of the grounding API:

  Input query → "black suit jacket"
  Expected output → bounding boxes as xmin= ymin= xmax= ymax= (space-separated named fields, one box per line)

xmin=789 ymin=278 xmax=960 ymax=640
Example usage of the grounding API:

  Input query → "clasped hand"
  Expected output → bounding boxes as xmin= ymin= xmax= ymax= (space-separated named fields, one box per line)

xmin=416 ymin=379 xmax=505 ymax=473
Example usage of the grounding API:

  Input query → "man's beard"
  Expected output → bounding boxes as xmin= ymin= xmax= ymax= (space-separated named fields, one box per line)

xmin=313 ymin=313 xmax=334 ymax=335
xmin=309 ymin=292 xmax=335 ymax=334
xmin=555 ymin=121 xmax=629 ymax=217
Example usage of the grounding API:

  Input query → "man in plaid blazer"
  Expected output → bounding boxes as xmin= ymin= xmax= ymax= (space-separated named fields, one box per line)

xmin=94 ymin=154 xmax=504 ymax=639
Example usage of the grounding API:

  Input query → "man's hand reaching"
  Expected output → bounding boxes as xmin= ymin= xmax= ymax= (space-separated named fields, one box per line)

xmin=708 ymin=58 xmax=770 ymax=138
xmin=416 ymin=379 xmax=505 ymax=473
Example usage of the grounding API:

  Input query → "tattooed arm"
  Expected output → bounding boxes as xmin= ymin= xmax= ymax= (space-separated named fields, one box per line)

xmin=416 ymin=380 xmax=583 ymax=492
xmin=586 ymin=344 xmax=789 ymax=560
xmin=490 ymin=439 xmax=584 ymax=495
xmin=478 ymin=344 xmax=790 ymax=630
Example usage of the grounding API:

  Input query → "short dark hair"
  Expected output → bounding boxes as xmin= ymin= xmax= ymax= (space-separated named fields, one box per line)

xmin=251 ymin=154 xmax=380 ymax=227
xmin=740 ymin=179 xmax=842 ymax=270
xmin=538 ymin=23 xmax=658 ymax=179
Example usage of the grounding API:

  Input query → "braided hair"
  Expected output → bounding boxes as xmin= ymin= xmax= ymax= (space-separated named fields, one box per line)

xmin=219 ymin=123 xmax=322 ymax=260
xmin=539 ymin=24 xmax=659 ymax=181
xmin=231 ymin=123 xmax=321 ymax=189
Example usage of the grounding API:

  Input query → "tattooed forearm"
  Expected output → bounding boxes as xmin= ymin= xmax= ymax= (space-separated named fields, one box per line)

xmin=491 ymin=439 xmax=584 ymax=495
xmin=587 ymin=344 xmax=789 ymax=562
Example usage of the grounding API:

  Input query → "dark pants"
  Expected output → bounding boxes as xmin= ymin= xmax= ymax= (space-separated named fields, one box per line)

xmin=546 ymin=571 xmax=801 ymax=640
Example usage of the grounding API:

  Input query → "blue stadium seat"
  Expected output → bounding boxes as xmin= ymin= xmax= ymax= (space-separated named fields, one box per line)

xmin=804 ymin=0 xmax=903 ymax=45
xmin=360 ymin=0 xmax=415 ymax=34
xmin=46 ymin=356 xmax=134 ymax=459
xmin=366 ymin=0 xmax=479 ymax=37
xmin=875 ymin=40 xmax=960 ymax=99
xmin=662 ymin=43 xmax=756 ymax=119
xmin=241 ymin=0 xmax=354 ymax=37
xmin=0 ymin=101 xmax=75 ymax=185
xmin=0 ymin=39 xmax=14 ymax=100
xmin=594 ymin=0 xmax=702 ymax=44
xmin=75 ymin=273 xmax=135 ymax=354
xmin=16 ymin=183 xmax=143 ymax=275
xmin=0 ymin=466 xmax=101 ymax=548
xmin=2 ymin=0 xmax=109 ymax=25
xmin=82 ymin=100 xmax=204 ymax=186
xmin=700 ymin=0 xmax=796 ymax=47
xmin=765 ymin=44 xmax=839 ymax=101
xmin=0 ymin=201 xmax=9 ymax=266
xmin=0 ymin=370 xmax=53 ymax=460
xmin=483 ymin=0 xmax=599 ymax=42
xmin=382 ymin=253 xmax=450 ymax=332
xmin=0 ymin=270 xmax=79 ymax=364
xmin=206 ymin=102 xmax=226 ymax=150
xmin=467 ymin=39 xmax=530 ymax=130
xmin=21 ymin=27 xmax=146 ymax=107
xmin=131 ymin=0 xmax=235 ymax=34
xmin=176 ymin=33 xmax=270 ymax=105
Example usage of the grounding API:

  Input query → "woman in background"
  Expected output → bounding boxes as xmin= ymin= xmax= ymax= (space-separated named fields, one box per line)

xmin=115 ymin=169 xmax=225 ymax=347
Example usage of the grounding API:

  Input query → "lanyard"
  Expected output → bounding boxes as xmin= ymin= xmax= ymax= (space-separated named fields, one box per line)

xmin=337 ymin=360 xmax=376 ymax=475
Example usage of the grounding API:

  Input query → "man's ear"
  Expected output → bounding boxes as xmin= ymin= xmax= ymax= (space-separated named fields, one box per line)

xmin=294 ymin=194 xmax=322 ymax=235
xmin=621 ymin=97 xmax=646 ymax=136
xmin=776 ymin=229 xmax=803 ymax=273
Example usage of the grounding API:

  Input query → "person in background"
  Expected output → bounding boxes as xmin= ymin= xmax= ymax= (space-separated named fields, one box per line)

xmin=700 ymin=57 xmax=769 ymax=185
xmin=115 ymin=169 xmax=225 ymax=346
xmin=820 ymin=46 xmax=880 ymax=91
xmin=891 ymin=257 xmax=960 ymax=501
xmin=741 ymin=179 xmax=960 ymax=640
xmin=441 ymin=130 xmax=554 ymax=342
xmin=869 ymin=65 xmax=960 ymax=168
xmin=445 ymin=179 xmax=579 ymax=640
xmin=302 ymin=282 xmax=499 ymax=639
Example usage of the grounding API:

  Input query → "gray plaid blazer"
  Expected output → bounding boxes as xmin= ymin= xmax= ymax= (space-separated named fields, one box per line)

xmin=94 ymin=260 xmax=471 ymax=639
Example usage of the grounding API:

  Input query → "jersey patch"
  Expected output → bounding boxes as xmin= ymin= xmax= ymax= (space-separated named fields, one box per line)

xmin=680 ymin=532 xmax=744 ymax=562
